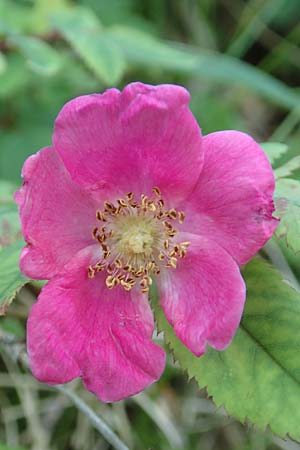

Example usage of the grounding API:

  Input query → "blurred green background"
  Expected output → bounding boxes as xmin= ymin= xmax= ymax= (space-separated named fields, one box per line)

xmin=1 ymin=0 xmax=300 ymax=449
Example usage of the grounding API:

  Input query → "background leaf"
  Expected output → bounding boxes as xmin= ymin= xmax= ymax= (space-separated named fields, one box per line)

xmin=275 ymin=178 xmax=300 ymax=252
xmin=274 ymin=156 xmax=300 ymax=179
xmin=260 ymin=142 xmax=289 ymax=164
xmin=52 ymin=8 xmax=126 ymax=85
xmin=107 ymin=26 xmax=300 ymax=110
xmin=153 ymin=258 xmax=300 ymax=440
xmin=0 ymin=239 xmax=28 ymax=315
xmin=0 ymin=180 xmax=21 ymax=248
xmin=9 ymin=35 xmax=62 ymax=76
xmin=0 ymin=444 xmax=27 ymax=450
xmin=1 ymin=1 xmax=300 ymax=447
xmin=0 ymin=52 xmax=6 ymax=74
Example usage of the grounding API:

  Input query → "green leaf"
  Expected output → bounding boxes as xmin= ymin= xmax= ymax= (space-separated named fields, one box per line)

xmin=0 ymin=239 xmax=28 ymax=315
xmin=0 ymin=54 xmax=31 ymax=98
xmin=260 ymin=142 xmax=289 ymax=164
xmin=0 ymin=445 xmax=26 ymax=450
xmin=51 ymin=8 xmax=125 ymax=85
xmin=0 ymin=51 xmax=7 ymax=74
xmin=0 ymin=204 xmax=21 ymax=248
xmin=0 ymin=180 xmax=21 ymax=248
xmin=0 ymin=316 xmax=25 ymax=338
xmin=0 ymin=179 xmax=17 ymax=202
xmin=9 ymin=35 xmax=62 ymax=76
xmin=275 ymin=178 xmax=300 ymax=252
xmin=274 ymin=156 xmax=300 ymax=179
xmin=153 ymin=258 xmax=300 ymax=439
xmin=107 ymin=26 xmax=300 ymax=110
xmin=0 ymin=444 xmax=27 ymax=450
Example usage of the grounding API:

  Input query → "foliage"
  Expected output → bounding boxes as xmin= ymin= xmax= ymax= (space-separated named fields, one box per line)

xmin=275 ymin=178 xmax=300 ymax=253
xmin=1 ymin=1 xmax=300 ymax=449
xmin=153 ymin=258 xmax=300 ymax=440
xmin=0 ymin=239 xmax=27 ymax=315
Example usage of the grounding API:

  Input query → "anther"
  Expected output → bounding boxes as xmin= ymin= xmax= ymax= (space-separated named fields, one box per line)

xmin=152 ymin=187 xmax=161 ymax=197
xmin=104 ymin=201 xmax=117 ymax=214
xmin=146 ymin=261 xmax=155 ymax=271
xmin=179 ymin=249 xmax=187 ymax=258
xmin=114 ymin=259 xmax=122 ymax=269
xmin=106 ymin=276 xmax=119 ymax=289
xmin=147 ymin=201 xmax=156 ymax=212
xmin=96 ymin=210 xmax=107 ymax=222
xmin=106 ymin=264 xmax=114 ymax=274
xmin=165 ymin=258 xmax=176 ymax=269
xmin=156 ymin=211 xmax=165 ymax=220
xmin=143 ymin=275 xmax=152 ymax=285
xmin=88 ymin=266 xmax=95 ymax=278
xmin=97 ymin=234 xmax=106 ymax=244
xmin=178 ymin=211 xmax=185 ymax=224
xmin=117 ymin=198 xmax=127 ymax=207
xmin=168 ymin=209 xmax=177 ymax=220
xmin=135 ymin=267 xmax=145 ymax=277
xmin=180 ymin=242 xmax=191 ymax=249
xmin=126 ymin=192 xmax=134 ymax=201
xmin=103 ymin=249 xmax=111 ymax=259
xmin=163 ymin=221 xmax=173 ymax=230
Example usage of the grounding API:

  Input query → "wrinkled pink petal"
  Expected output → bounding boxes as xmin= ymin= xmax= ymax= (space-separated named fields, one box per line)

xmin=27 ymin=248 xmax=165 ymax=402
xmin=182 ymin=131 xmax=278 ymax=265
xmin=157 ymin=233 xmax=246 ymax=356
xmin=15 ymin=147 xmax=98 ymax=279
xmin=53 ymin=82 xmax=203 ymax=204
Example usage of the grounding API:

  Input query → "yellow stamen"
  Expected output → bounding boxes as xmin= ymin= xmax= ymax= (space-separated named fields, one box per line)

xmin=89 ymin=187 xmax=189 ymax=292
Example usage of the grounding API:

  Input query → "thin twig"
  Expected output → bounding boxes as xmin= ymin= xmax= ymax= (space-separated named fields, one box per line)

xmin=270 ymin=107 xmax=300 ymax=142
xmin=54 ymin=385 xmax=131 ymax=450
xmin=133 ymin=392 xmax=184 ymax=449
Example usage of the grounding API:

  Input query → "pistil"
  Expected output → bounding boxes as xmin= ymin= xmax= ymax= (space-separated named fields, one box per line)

xmin=88 ymin=187 xmax=190 ymax=293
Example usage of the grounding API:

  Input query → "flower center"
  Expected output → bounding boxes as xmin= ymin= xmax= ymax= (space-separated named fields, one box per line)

xmin=114 ymin=215 xmax=158 ymax=256
xmin=88 ymin=187 xmax=190 ymax=293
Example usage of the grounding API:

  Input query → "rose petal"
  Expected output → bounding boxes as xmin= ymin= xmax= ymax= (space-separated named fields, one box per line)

xmin=157 ymin=233 xmax=246 ymax=356
xmin=182 ymin=131 xmax=278 ymax=265
xmin=27 ymin=249 xmax=165 ymax=402
xmin=53 ymin=82 xmax=203 ymax=204
xmin=15 ymin=147 xmax=98 ymax=279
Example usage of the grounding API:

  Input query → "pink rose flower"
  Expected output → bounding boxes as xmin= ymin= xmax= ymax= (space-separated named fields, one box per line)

xmin=15 ymin=82 xmax=278 ymax=402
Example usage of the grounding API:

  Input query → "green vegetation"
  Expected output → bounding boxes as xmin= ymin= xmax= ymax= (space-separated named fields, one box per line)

xmin=1 ymin=1 xmax=300 ymax=449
